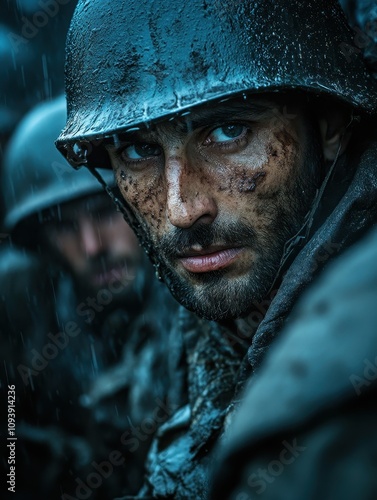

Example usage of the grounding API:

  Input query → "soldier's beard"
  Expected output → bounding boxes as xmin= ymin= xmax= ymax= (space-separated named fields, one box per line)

xmin=70 ymin=253 xmax=151 ymax=319
xmin=156 ymin=222 xmax=281 ymax=321
xmin=154 ymin=218 xmax=297 ymax=322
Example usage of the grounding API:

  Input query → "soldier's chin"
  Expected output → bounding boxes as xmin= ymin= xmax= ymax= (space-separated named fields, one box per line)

xmin=162 ymin=267 xmax=265 ymax=321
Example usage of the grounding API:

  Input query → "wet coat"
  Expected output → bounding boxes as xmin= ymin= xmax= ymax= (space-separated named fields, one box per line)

xmin=122 ymin=125 xmax=377 ymax=499
xmin=211 ymin=217 xmax=377 ymax=500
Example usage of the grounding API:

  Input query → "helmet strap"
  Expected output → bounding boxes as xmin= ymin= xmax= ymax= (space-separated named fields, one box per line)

xmin=85 ymin=165 xmax=165 ymax=282
xmin=266 ymin=134 xmax=346 ymax=295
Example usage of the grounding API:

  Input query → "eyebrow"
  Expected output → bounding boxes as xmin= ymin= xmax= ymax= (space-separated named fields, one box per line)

xmin=115 ymin=99 xmax=275 ymax=142
xmin=181 ymin=100 xmax=274 ymax=131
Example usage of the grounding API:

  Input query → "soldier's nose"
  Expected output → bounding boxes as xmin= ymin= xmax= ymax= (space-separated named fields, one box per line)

xmin=80 ymin=220 xmax=103 ymax=256
xmin=165 ymin=155 xmax=217 ymax=229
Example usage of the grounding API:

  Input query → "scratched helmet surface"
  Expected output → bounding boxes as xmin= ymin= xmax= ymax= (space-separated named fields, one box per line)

xmin=2 ymin=96 xmax=115 ymax=232
xmin=57 ymin=0 xmax=377 ymax=169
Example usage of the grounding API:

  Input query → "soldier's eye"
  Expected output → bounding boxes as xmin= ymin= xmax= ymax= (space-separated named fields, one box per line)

xmin=206 ymin=124 xmax=248 ymax=143
xmin=121 ymin=143 xmax=162 ymax=160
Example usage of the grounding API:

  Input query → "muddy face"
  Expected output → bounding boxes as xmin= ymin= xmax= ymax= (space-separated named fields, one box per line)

xmin=107 ymin=97 xmax=322 ymax=320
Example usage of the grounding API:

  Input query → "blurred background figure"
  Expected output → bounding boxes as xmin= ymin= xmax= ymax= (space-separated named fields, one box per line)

xmin=0 ymin=96 xmax=178 ymax=499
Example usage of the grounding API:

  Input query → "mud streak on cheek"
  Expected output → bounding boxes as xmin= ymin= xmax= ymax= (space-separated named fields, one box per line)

xmin=237 ymin=170 xmax=266 ymax=193
xmin=235 ymin=127 xmax=301 ymax=224
xmin=259 ymin=128 xmax=300 ymax=194
xmin=121 ymin=170 xmax=166 ymax=233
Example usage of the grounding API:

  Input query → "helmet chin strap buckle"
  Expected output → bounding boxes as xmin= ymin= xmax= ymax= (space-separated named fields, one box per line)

xmin=66 ymin=141 xmax=90 ymax=169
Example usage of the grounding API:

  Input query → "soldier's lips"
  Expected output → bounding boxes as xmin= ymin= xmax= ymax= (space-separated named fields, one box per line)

xmin=177 ymin=246 xmax=244 ymax=273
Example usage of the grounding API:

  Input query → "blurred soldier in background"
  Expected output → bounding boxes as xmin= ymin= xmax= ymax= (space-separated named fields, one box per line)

xmin=0 ymin=96 xmax=178 ymax=499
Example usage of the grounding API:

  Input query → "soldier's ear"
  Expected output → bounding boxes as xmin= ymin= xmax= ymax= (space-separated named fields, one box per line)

xmin=318 ymin=109 xmax=352 ymax=161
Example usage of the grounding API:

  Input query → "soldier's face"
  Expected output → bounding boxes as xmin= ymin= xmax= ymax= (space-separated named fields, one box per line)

xmin=43 ymin=193 xmax=142 ymax=297
xmin=107 ymin=98 xmax=322 ymax=320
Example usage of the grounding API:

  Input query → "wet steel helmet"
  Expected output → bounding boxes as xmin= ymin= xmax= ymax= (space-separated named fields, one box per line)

xmin=56 ymin=0 xmax=377 ymax=169
xmin=2 ymin=95 xmax=115 ymax=232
